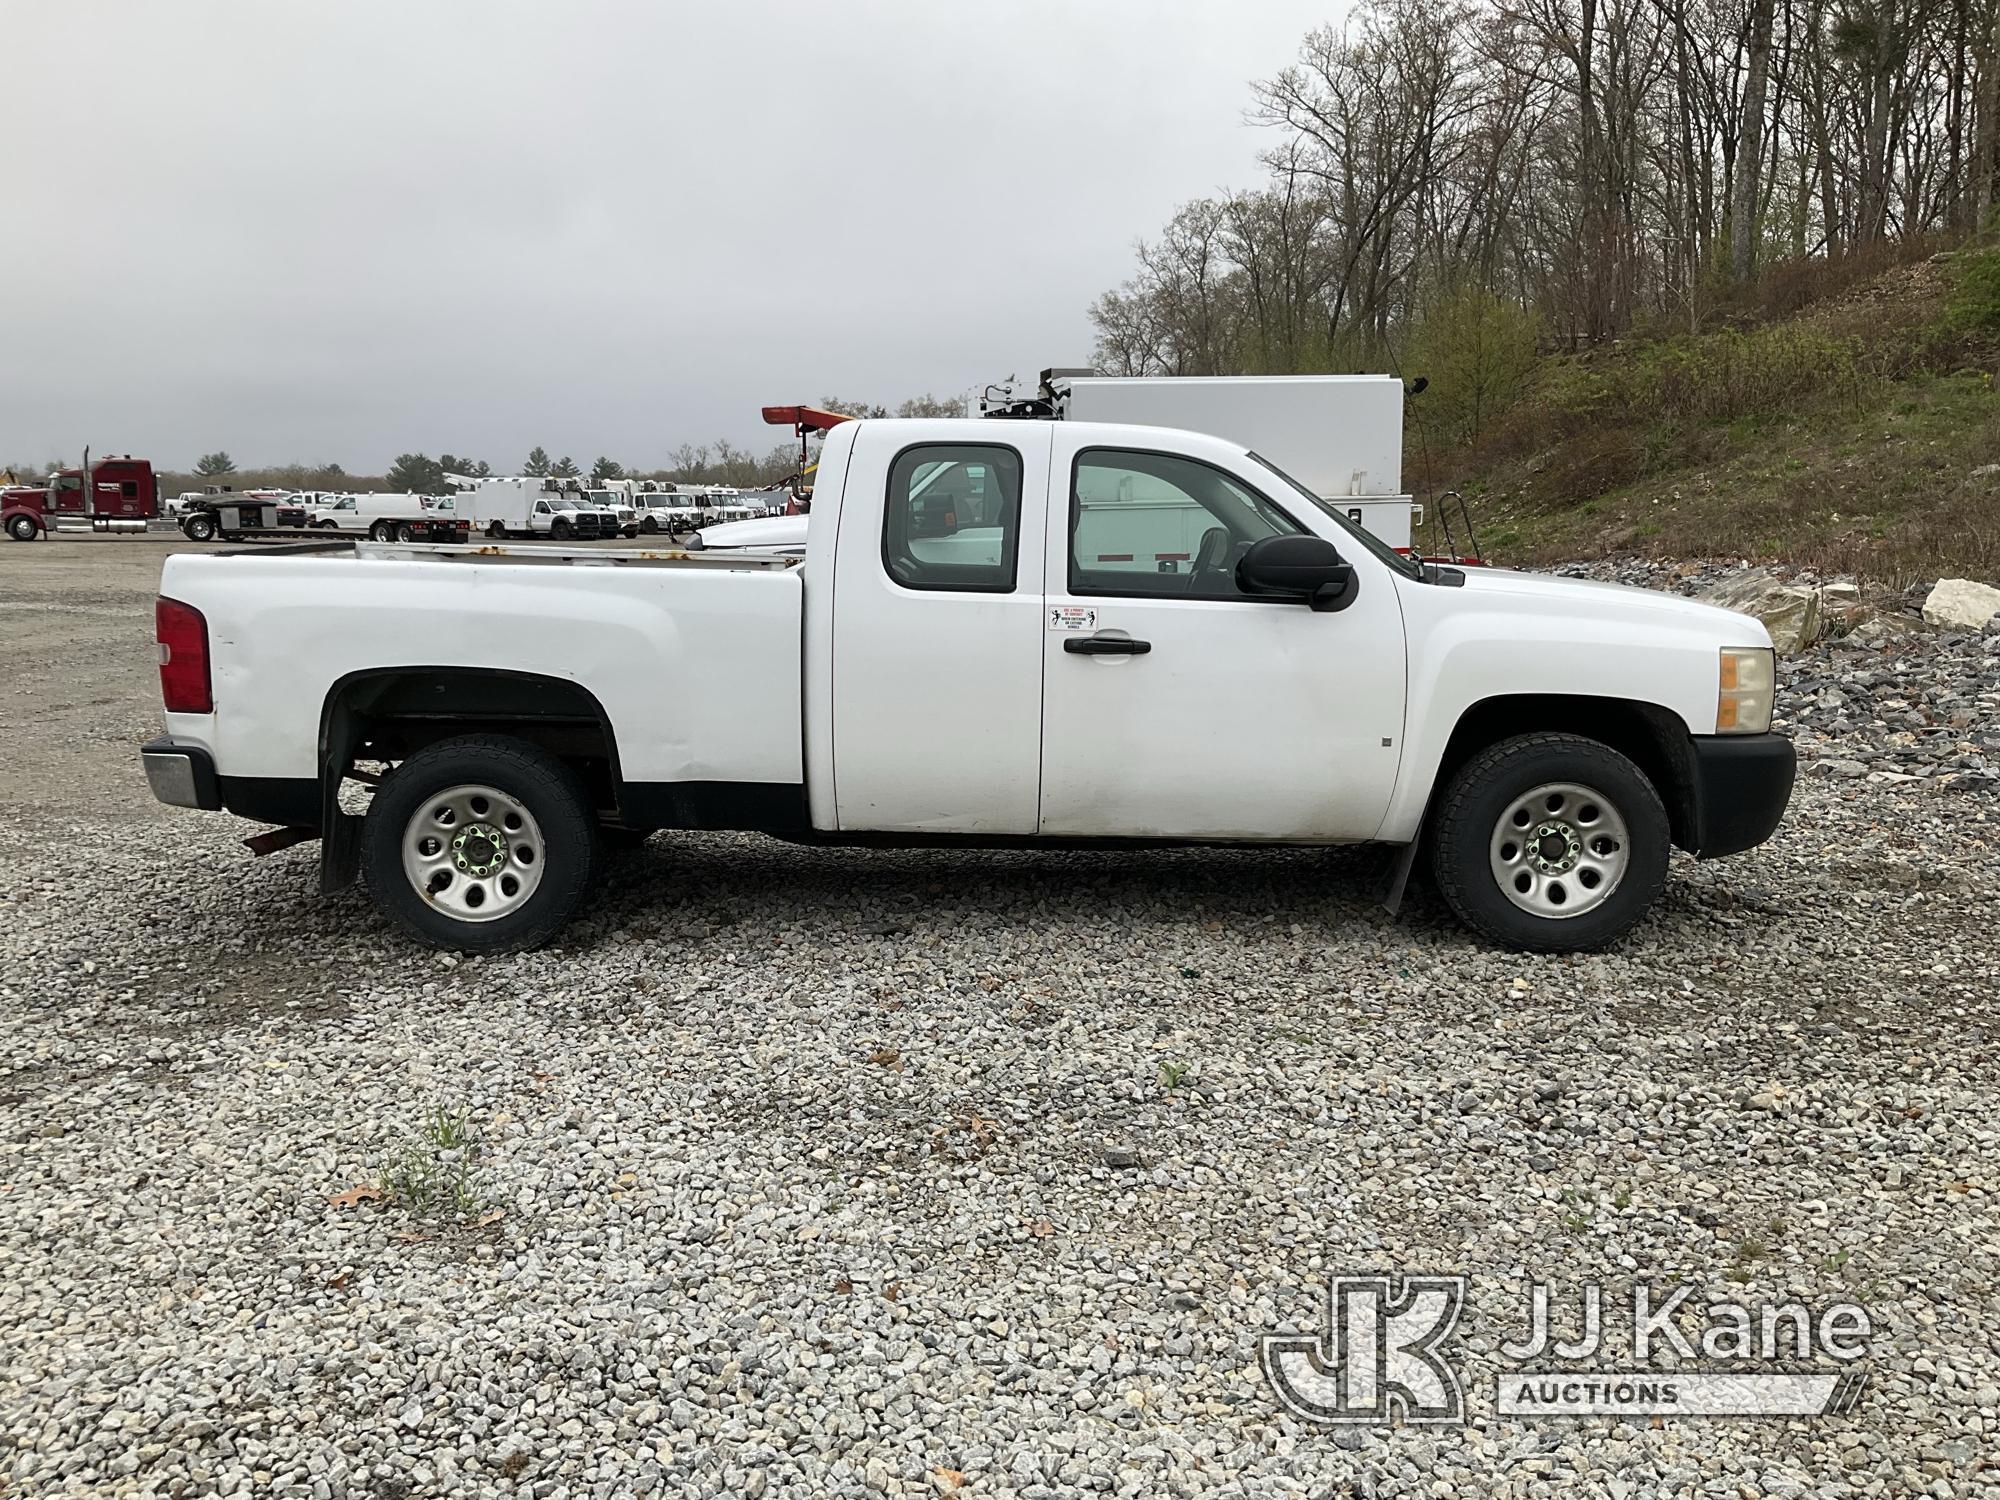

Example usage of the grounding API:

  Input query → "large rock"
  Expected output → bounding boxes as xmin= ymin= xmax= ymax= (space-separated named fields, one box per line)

xmin=1921 ymin=577 xmax=2000 ymax=631
xmin=1843 ymin=612 xmax=1927 ymax=649
xmin=1696 ymin=567 xmax=1823 ymax=654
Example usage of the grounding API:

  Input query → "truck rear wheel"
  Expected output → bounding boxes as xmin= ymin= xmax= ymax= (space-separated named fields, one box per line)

xmin=1429 ymin=733 xmax=1669 ymax=953
xmin=5 ymin=514 xmax=39 ymax=541
xmin=180 ymin=513 xmax=218 ymax=542
xmin=369 ymin=520 xmax=395 ymax=542
xmin=486 ymin=521 xmax=506 ymax=539
xmin=362 ymin=735 xmax=598 ymax=953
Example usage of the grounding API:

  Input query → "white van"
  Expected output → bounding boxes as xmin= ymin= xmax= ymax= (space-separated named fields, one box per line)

xmin=309 ymin=493 xmax=436 ymax=540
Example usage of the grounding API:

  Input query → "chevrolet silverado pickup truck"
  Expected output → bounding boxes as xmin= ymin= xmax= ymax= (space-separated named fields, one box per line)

xmin=141 ymin=417 xmax=1794 ymax=954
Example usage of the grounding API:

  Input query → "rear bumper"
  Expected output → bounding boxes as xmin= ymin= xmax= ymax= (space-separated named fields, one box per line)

xmin=141 ymin=737 xmax=222 ymax=811
xmin=1687 ymin=733 xmax=1796 ymax=858
xmin=140 ymin=738 xmax=318 ymax=825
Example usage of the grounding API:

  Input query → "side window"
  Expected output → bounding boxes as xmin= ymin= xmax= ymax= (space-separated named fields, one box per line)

xmin=121 ymin=480 xmax=138 ymax=497
xmin=881 ymin=443 xmax=1022 ymax=593
xmin=1070 ymin=448 xmax=1303 ymax=599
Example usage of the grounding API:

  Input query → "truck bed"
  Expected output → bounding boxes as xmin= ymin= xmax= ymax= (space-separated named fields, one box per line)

xmin=158 ymin=539 xmax=808 ymax=792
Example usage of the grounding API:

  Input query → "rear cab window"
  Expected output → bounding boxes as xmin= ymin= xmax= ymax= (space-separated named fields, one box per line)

xmin=881 ymin=444 xmax=1023 ymax=593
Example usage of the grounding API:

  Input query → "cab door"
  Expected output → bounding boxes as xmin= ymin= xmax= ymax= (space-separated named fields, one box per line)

xmin=827 ymin=423 xmax=1053 ymax=833
xmin=1037 ymin=433 xmax=1407 ymax=841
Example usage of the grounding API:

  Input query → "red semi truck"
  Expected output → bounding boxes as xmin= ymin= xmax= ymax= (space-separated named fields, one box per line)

xmin=2 ymin=452 xmax=159 ymax=540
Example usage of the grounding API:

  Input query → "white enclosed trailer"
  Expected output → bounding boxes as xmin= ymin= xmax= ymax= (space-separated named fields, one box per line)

xmin=985 ymin=372 xmax=1421 ymax=553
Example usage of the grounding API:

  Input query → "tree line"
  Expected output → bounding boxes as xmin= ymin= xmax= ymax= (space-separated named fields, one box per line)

xmin=1089 ymin=0 xmax=1995 ymax=437
xmin=128 ymin=393 xmax=968 ymax=497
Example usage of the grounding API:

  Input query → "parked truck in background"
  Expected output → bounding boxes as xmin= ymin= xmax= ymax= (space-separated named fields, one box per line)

xmin=142 ymin=416 xmax=1794 ymax=957
xmin=439 ymin=477 xmax=624 ymax=540
xmin=3 ymin=453 xmax=158 ymax=540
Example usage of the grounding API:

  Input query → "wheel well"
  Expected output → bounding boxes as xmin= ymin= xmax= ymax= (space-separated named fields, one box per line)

xmin=321 ymin=668 xmax=623 ymax=816
xmin=1434 ymin=695 xmax=1698 ymax=849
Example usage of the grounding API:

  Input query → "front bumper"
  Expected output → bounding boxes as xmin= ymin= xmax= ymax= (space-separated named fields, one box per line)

xmin=141 ymin=737 xmax=222 ymax=811
xmin=1687 ymin=733 xmax=1796 ymax=858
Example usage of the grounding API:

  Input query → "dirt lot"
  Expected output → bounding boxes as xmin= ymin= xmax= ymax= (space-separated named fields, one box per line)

xmin=0 ymin=536 xmax=221 ymax=824
xmin=3 ymin=534 xmax=1999 ymax=1498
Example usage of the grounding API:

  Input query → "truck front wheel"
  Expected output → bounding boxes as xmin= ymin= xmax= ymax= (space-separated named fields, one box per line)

xmin=180 ymin=513 xmax=218 ymax=542
xmin=362 ymin=735 xmax=599 ymax=953
xmin=5 ymin=514 xmax=40 ymax=541
xmin=1429 ymin=733 xmax=1669 ymax=953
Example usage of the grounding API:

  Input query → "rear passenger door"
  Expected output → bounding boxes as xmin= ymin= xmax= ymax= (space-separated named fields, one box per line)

xmin=828 ymin=423 xmax=1052 ymax=833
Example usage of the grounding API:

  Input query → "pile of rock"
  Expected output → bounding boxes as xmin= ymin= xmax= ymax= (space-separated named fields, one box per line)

xmin=1556 ymin=557 xmax=2000 ymax=657
xmin=1559 ymin=555 xmax=2000 ymax=792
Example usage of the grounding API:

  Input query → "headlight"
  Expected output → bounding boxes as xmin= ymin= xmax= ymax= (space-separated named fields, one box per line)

xmin=1716 ymin=646 xmax=1775 ymax=734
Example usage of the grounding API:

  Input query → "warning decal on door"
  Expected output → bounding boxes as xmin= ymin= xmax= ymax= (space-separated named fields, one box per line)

xmin=1048 ymin=606 xmax=1099 ymax=633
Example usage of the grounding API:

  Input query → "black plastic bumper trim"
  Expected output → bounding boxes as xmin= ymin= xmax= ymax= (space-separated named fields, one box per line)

xmin=1687 ymin=733 xmax=1796 ymax=858
xmin=219 ymin=776 xmax=322 ymax=828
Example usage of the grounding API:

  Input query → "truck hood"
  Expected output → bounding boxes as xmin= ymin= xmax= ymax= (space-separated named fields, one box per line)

xmin=1444 ymin=566 xmax=1773 ymax=643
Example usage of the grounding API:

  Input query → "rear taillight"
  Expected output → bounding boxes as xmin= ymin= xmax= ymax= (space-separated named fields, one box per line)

xmin=156 ymin=597 xmax=212 ymax=713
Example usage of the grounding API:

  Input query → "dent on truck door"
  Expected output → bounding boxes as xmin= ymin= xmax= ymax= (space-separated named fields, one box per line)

xmin=827 ymin=423 xmax=1054 ymax=834
xmin=1037 ymin=441 xmax=1406 ymax=841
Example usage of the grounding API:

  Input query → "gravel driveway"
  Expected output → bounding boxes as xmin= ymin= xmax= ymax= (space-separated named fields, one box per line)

xmin=2 ymin=540 xmax=1997 ymax=1498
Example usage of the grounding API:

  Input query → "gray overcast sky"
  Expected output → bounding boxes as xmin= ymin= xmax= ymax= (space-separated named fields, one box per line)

xmin=3 ymin=0 xmax=1341 ymax=473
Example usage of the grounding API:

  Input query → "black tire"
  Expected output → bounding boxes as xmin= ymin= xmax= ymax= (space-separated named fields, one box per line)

xmin=639 ymin=516 xmax=659 ymax=536
xmin=486 ymin=520 xmax=507 ymax=539
xmin=550 ymin=517 xmax=573 ymax=540
xmin=181 ymin=513 xmax=218 ymax=542
xmin=6 ymin=514 xmax=41 ymax=541
xmin=395 ymin=521 xmax=418 ymax=542
xmin=369 ymin=520 xmax=395 ymax=542
xmin=1429 ymin=733 xmax=1669 ymax=953
xmin=362 ymin=734 xmax=599 ymax=953
xmin=315 ymin=519 xmax=339 ymax=530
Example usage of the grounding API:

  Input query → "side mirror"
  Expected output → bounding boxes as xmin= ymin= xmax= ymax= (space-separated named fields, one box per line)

xmin=1237 ymin=533 xmax=1357 ymax=612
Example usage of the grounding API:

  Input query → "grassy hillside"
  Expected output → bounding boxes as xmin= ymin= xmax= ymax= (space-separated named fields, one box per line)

xmin=1439 ymin=248 xmax=2000 ymax=585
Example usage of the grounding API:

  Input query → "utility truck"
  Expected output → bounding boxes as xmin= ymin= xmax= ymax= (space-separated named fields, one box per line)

xmin=440 ymin=478 xmax=625 ymax=540
xmin=141 ymin=416 xmax=1794 ymax=955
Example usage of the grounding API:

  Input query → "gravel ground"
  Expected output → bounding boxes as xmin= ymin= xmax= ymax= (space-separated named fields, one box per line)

xmin=3 ymin=539 xmax=1999 ymax=1498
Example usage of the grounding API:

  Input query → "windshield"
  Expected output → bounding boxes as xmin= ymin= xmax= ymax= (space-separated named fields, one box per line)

xmin=1245 ymin=451 xmax=1424 ymax=581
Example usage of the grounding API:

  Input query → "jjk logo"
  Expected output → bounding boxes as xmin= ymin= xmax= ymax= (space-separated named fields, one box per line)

xmin=1260 ymin=1275 xmax=1466 ymax=1424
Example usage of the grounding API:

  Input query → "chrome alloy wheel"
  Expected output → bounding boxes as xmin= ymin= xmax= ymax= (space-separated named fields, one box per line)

xmin=1488 ymin=781 xmax=1630 ymax=919
xmin=400 ymin=783 xmax=544 ymax=922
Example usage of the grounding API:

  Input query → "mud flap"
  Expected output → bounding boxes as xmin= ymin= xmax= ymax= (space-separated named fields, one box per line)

xmin=320 ymin=808 xmax=362 ymax=892
xmin=1377 ymin=838 xmax=1420 ymax=917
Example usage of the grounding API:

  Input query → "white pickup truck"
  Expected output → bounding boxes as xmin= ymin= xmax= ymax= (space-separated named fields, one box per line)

xmin=141 ymin=417 xmax=1794 ymax=954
